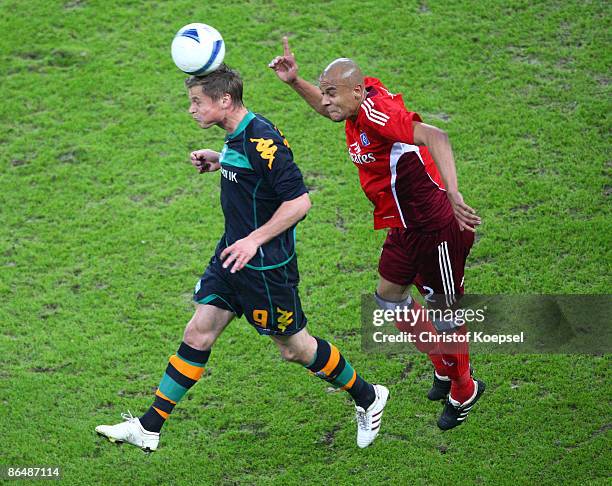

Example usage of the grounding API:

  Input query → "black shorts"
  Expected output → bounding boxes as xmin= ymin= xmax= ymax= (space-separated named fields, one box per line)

xmin=193 ymin=254 xmax=307 ymax=336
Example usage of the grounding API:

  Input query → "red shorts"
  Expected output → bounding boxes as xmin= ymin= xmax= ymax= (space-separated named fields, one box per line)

xmin=378 ymin=219 xmax=474 ymax=305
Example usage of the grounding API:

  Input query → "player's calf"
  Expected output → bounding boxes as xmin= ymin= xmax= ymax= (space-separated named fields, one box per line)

xmin=375 ymin=290 xmax=454 ymax=381
xmin=95 ymin=340 xmax=212 ymax=452
xmin=138 ymin=341 xmax=210 ymax=434
xmin=278 ymin=331 xmax=388 ymax=448
xmin=306 ymin=337 xmax=389 ymax=448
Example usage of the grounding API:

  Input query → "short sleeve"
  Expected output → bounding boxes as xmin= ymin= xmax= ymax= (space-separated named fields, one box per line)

xmin=247 ymin=134 xmax=308 ymax=201
xmin=364 ymin=97 xmax=422 ymax=145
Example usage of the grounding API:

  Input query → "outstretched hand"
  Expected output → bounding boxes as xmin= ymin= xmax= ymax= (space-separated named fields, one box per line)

xmin=268 ymin=36 xmax=298 ymax=84
xmin=447 ymin=191 xmax=481 ymax=232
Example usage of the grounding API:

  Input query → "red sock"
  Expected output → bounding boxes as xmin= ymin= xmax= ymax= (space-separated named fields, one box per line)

xmin=442 ymin=326 xmax=473 ymax=403
xmin=450 ymin=372 xmax=475 ymax=404
xmin=428 ymin=351 xmax=451 ymax=378
xmin=394 ymin=299 xmax=436 ymax=352
xmin=394 ymin=300 xmax=449 ymax=376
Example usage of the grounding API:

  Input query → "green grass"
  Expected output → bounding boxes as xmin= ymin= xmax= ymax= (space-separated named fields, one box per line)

xmin=1 ymin=0 xmax=610 ymax=484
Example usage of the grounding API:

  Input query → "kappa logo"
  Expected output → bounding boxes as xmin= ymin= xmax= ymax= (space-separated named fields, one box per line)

xmin=249 ymin=138 xmax=277 ymax=169
xmin=274 ymin=126 xmax=292 ymax=149
xmin=276 ymin=307 xmax=294 ymax=332
xmin=360 ymin=132 xmax=370 ymax=146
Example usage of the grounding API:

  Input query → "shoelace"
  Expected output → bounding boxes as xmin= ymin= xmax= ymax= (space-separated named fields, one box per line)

xmin=356 ymin=409 xmax=369 ymax=431
xmin=121 ymin=410 xmax=136 ymax=423
xmin=120 ymin=410 xmax=139 ymax=444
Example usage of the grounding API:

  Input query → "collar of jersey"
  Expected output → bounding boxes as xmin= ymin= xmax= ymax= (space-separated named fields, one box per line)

xmin=226 ymin=111 xmax=256 ymax=140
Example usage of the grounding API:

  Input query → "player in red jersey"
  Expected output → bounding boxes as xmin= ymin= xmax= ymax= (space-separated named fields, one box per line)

xmin=270 ymin=38 xmax=485 ymax=430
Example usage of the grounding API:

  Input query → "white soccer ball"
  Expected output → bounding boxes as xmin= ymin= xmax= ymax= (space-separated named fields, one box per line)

xmin=171 ymin=23 xmax=225 ymax=75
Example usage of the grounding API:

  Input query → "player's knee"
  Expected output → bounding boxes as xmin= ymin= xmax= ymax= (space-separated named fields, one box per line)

xmin=278 ymin=346 xmax=297 ymax=362
xmin=375 ymin=291 xmax=413 ymax=332
xmin=278 ymin=345 xmax=305 ymax=364
xmin=375 ymin=291 xmax=437 ymax=354
xmin=183 ymin=322 xmax=216 ymax=350
xmin=375 ymin=291 xmax=413 ymax=312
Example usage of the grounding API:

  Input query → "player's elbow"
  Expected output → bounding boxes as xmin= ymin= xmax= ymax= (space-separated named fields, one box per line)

xmin=430 ymin=127 xmax=449 ymax=146
xmin=419 ymin=126 xmax=449 ymax=150
xmin=414 ymin=122 xmax=449 ymax=147
xmin=299 ymin=193 xmax=312 ymax=217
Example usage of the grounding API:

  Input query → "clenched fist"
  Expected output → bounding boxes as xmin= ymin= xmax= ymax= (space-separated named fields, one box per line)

xmin=190 ymin=149 xmax=221 ymax=173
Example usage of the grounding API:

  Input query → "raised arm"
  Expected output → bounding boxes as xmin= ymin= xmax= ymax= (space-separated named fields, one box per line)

xmin=412 ymin=122 xmax=481 ymax=232
xmin=268 ymin=37 xmax=330 ymax=118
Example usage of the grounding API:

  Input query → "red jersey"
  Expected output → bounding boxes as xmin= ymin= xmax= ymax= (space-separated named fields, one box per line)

xmin=345 ymin=77 xmax=454 ymax=231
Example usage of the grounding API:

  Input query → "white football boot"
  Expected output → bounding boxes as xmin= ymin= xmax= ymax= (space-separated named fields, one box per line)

xmin=355 ymin=384 xmax=389 ymax=448
xmin=95 ymin=411 xmax=160 ymax=453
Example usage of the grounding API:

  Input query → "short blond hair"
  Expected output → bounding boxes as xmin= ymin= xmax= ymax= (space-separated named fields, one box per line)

xmin=185 ymin=64 xmax=243 ymax=107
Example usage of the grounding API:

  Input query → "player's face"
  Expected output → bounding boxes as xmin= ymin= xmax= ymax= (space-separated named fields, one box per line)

xmin=188 ymin=87 xmax=225 ymax=129
xmin=319 ymin=78 xmax=362 ymax=122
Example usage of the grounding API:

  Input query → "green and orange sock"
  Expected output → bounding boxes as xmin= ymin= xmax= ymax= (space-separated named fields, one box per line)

xmin=140 ymin=342 xmax=210 ymax=433
xmin=306 ymin=337 xmax=375 ymax=410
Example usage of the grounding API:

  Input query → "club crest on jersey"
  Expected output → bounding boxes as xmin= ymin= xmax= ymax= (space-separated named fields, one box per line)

xmin=360 ymin=132 xmax=370 ymax=146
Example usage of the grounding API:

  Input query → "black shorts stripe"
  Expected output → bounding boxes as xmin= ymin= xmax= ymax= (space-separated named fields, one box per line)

xmin=153 ymin=395 xmax=175 ymax=414
xmin=328 ymin=354 xmax=346 ymax=381
xmin=307 ymin=337 xmax=331 ymax=372
xmin=166 ymin=363 xmax=197 ymax=389
xmin=178 ymin=342 xmax=211 ymax=365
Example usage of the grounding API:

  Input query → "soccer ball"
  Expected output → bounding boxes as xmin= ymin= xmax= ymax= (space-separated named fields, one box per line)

xmin=171 ymin=23 xmax=225 ymax=75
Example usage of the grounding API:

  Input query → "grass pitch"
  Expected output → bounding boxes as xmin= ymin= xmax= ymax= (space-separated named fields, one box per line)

xmin=1 ymin=0 xmax=610 ymax=484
